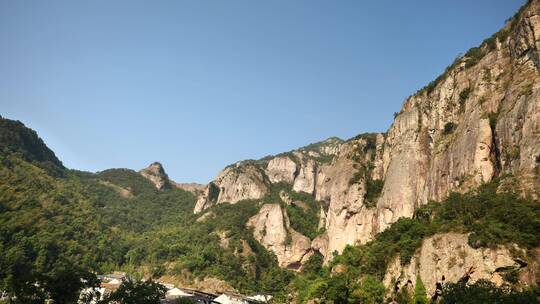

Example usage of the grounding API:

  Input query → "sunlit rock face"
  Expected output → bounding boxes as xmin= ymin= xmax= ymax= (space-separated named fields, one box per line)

xmin=383 ymin=233 xmax=530 ymax=296
xmin=266 ymin=156 xmax=297 ymax=184
xmin=193 ymin=0 xmax=540 ymax=277
xmin=139 ymin=162 xmax=172 ymax=190
xmin=247 ymin=204 xmax=312 ymax=269
xmin=194 ymin=163 xmax=269 ymax=213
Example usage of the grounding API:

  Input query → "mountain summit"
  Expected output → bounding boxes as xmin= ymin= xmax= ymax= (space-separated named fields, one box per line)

xmin=139 ymin=162 xmax=172 ymax=190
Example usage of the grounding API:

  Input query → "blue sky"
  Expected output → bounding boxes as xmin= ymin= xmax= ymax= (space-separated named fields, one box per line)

xmin=0 ymin=0 xmax=525 ymax=183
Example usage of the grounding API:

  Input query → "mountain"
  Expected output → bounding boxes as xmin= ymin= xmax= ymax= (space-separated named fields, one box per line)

xmin=191 ymin=0 xmax=540 ymax=298
xmin=1 ymin=1 xmax=540 ymax=303
xmin=0 ymin=116 xmax=295 ymax=299
xmin=197 ymin=0 xmax=540 ymax=254
xmin=139 ymin=162 xmax=173 ymax=190
xmin=0 ymin=115 xmax=64 ymax=176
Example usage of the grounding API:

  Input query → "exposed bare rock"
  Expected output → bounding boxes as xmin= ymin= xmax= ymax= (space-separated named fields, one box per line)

xmin=292 ymin=155 xmax=317 ymax=194
xmin=194 ymin=163 xmax=269 ymax=213
xmin=313 ymin=137 xmax=382 ymax=260
xmin=194 ymin=137 xmax=344 ymax=215
xmin=298 ymin=137 xmax=343 ymax=156
xmin=98 ymin=180 xmax=133 ymax=198
xmin=196 ymin=211 xmax=215 ymax=222
xmin=139 ymin=162 xmax=172 ymax=190
xmin=215 ymin=163 xmax=269 ymax=205
xmin=216 ymin=231 xmax=231 ymax=249
xmin=266 ymin=156 xmax=297 ymax=184
xmin=191 ymin=1 xmax=540 ymax=280
xmin=311 ymin=233 xmax=329 ymax=257
xmin=371 ymin=133 xmax=387 ymax=180
xmin=247 ymin=204 xmax=312 ymax=269
xmin=174 ymin=182 xmax=205 ymax=195
xmin=519 ymin=248 xmax=540 ymax=286
xmin=383 ymin=233 xmax=527 ymax=296
xmin=194 ymin=183 xmax=220 ymax=214
xmin=373 ymin=0 xmax=540 ymax=235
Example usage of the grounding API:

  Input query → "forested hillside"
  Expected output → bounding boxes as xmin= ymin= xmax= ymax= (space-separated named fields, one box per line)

xmin=0 ymin=117 xmax=293 ymax=302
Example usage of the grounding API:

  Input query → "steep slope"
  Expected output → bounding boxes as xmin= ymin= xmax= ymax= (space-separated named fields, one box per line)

xmin=0 ymin=115 xmax=64 ymax=176
xmin=194 ymin=137 xmax=344 ymax=214
xmin=376 ymin=0 xmax=540 ymax=236
xmin=197 ymin=0 xmax=540 ymax=264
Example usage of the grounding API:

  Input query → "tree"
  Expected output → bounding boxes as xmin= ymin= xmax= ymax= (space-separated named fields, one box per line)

xmin=413 ymin=276 xmax=428 ymax=304
xmin=100 ymin=278 xmax=167 ymax=304
xmin=0 ymin=238 xmax=98 ymax=304
xmin=324 ymin=274 xmax=350 ymax=304
xmin=40 ymin=260 xmax=100 ymax=304
xmin=441 ymin=280 xmax=539 ymax=304
xmin=350 ymin=275 xmax=386 ymax=304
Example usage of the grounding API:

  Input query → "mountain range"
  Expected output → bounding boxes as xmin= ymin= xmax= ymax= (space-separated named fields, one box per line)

xmin=1 ymin=0 xmax=540 ymax=303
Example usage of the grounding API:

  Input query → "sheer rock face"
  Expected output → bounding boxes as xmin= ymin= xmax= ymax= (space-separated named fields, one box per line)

xmin=383 ymin=233 xmax=528 ymax=296
xmin=376 ymin=0 xmax=540 ymax=235
xmin=215 ymin=164 xmax=269 ymax=204
xmin=247 ymin=204 xmax=312 ymax=269
xmin=292 ymin=155 xmax=317 ymax=194
xmin=313 ymin=138 xmax=383 ymax=260
xmin=139 ymin=162 xmax=172 ymax=190
xmin=194 ymin=0 xmax=540 ymax=274
xmin=266 ymin=156 xmax=298 ymax=184
xmin=194 ymin=138 xmax=342 ymax=214
xmin=194 ymin=163 xmax=269 ymax=213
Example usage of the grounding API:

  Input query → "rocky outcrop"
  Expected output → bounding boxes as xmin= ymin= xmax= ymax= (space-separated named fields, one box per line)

xmin=292 ymin=155 xmax=317 ymax=194
xmin=266 ymin=156 xmax=297 ymax=184
xmin=375 ymin=1 xmax=540 ymax=234
xmin=383 ymin=233 xmax=529 ymax=296
xmin=308 ymin=0 xmax=540 ymax=258
xmin=247 ymin=204 xmax=312 ymax=269
xmin=174 ymin=182 xmax=205 ymax=195
xmin=98 ymin=180 xmax=133 ymax=198
xmin=194 ymin=138 xmax=343 ymax=214
xmin=193 ymin=0 xmax=540 ymax=273
xmin=194 ymin=163 xmax=269 ymax=213
xmin=313 ymin=137 xmax=383 ymax=260
xmin=139 ymin=162 xmax=172 ymax=190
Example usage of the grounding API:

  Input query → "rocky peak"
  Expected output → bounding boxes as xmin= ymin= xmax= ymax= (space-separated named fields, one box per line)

xmin=139 ymin=162 xmax=172 ymax=190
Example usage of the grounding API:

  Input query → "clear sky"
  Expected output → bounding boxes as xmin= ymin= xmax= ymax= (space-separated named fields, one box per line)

xmin=0 ymin=0 xmax=525 ymax=183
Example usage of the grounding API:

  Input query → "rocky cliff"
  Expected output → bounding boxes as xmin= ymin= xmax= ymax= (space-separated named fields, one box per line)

xmin=247 ymin=204 xmax=313 ymax=269
xmin=383 ymin=233 xmax=536 ymax=296
xmin=192 ymin=0 xmax=540 ymax=293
